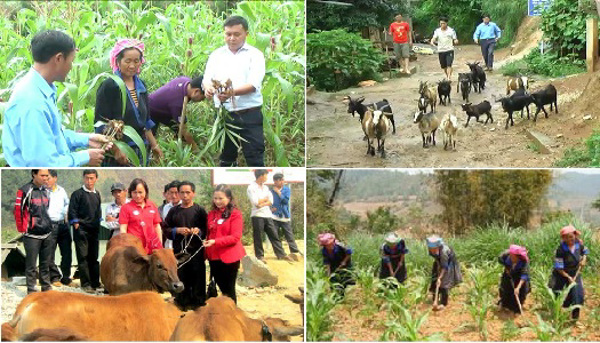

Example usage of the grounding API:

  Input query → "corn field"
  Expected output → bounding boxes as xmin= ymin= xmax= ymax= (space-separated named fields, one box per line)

xmin=307 ymin=217 xmax=600 ymax=341
xmin=0 ymin=0 xmax=305 ymax=166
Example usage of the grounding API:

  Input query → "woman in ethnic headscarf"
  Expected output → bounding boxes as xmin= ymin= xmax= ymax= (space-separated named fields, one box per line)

xmin=318 ymin=233 xmax=354 ymax=295
xmin=379 ymin=232 xmax=409 ymax=285
xmin=94 ymin=39 xmax=162 ymax=166
xmin=549 ymin=225 xmax=589 ymax=320
xmin=426 ymin=235 xmax=462 ymax=310
xmin=497 ymin=244 xmax=531 ymax=314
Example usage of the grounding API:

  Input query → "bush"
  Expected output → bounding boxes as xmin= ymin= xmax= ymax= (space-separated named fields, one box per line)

xmin=501 ymin=49 xmax=585 ymax=77
xmin=555 ymin=130 xmax=600 ymax=167
xmin=307 ymin=29 xmax=385 ymax=91
xmin=540 ymin=0 xmax=596 ymax=59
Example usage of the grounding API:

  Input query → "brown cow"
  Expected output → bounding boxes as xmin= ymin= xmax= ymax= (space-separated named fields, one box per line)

xmin=169 ymin=296 xmax=303 ymax=341
xmin=2 ymin=291 xmax=182 ymax=341
xmin=20 ymin=328 xmax=88 ymax=341
xmin=100 ymin=233 xmax=184 ymax=295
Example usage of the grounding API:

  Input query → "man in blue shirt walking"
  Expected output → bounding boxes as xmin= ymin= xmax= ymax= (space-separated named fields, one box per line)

xmin=2 ymin=30 xmax=112 ymax=167
xmin=473 ymin=14 xmax=502 ymax=71
xmin=270 ymin=173 xmax=301 ymax=260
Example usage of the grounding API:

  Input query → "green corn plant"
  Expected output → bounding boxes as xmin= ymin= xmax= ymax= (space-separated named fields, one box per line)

xmin=307 ymin=262 xmax=339 ymax=342
xmin=529 ymin=312 xmax=572 ymax=341
xmin=500 ymin=319 xmax=525 ymax=341
xmin=380 ymin=307 xmax=441 ymax=341
xmin=352 ymin=266 xmax=382 ymax=317
xmin=465 ymin=292 xmax=493 ymax=341
xmin=406 ymin=269 xmax=431 ymax=307
xmin=466 ymin=263 xmax=498 ymax=305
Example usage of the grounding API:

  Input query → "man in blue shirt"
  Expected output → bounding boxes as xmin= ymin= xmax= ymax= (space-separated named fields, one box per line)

xmin=2 ymin=30 xmax=112 ymax=167
xmin=473 ymin=14 xmax=502 ymax=71
xmin=270 ymin=173 xmax=300 ymax=260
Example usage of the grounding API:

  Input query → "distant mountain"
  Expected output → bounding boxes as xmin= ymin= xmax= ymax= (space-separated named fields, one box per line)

xmin=337 ymin=170 xmax=433 ymax=202
xmin=549 ymin=171 xmax=600 ymax=201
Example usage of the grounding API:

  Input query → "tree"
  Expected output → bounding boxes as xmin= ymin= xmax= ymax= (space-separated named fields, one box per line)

xmin=435 ymin=170 xmax=552 ymax=232
xmin=307 ymin=0 xmax=406 ymax=33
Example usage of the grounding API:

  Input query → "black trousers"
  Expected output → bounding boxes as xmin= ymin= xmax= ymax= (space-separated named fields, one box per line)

xmin=209 ymin=260 xmax=240 ymax=304
xmin=251 ymin=217 xmax=286 ymax=259
xmin=48 ymin=222 xmax=72 ymax=283
xmin=23 ymin=234 xmax=55 ymax=293
xmin=73 ymin=226 xmax=100 ymax=288
xmin=175 ymin=252 xmax=206 ymax=310
xmin=220 ymin=107 xmax=265 ymax=167
xmin=434 ymin=288 xmax=449 ymax=306
xmin=273 ymin=220 xmax=300 ymax=254
xmin=480 ymin=39 xmax=496 ymax=68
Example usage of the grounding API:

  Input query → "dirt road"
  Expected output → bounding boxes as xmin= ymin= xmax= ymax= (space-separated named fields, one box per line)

xmin=307 ymin=44 xmax=597 ymax=168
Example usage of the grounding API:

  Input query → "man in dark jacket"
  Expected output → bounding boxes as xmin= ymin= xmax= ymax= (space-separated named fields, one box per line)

xmin=162 ymin=181 xmax=207 ymax=310
xmin=68 ymin=169 xmax=102 ymax=292
xmin=14 ymin=169 xmax=53 ymax=294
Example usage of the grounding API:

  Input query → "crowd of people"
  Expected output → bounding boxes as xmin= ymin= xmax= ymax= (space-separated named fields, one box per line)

xmin=14 ymin=169 xmax=300 ymax=311
xmin=2 ymin=15 xmax=268 ymax=167
xmin=389 ymin=13 xmax=502 ymax=78
xmin=318 ymin=227 xmax=589 ymax=320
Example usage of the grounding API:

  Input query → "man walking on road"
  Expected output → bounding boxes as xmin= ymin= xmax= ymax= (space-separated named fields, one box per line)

xmin=473 ymin=14 xmax=501 ymax=71
xmin=389 ymin=14 xmax=412 ymax=74
xmin=431 ymin=16 xmax=458 ymax=79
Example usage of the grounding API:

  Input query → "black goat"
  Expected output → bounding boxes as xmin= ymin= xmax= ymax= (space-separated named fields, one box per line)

xmin=497 ymin=93 xmax=533 ymax=129
xmin=461 ymin=101 xmax=493 ymax=127
xmin=530 ymin=84 xmax=558 ymax=122
xmin=437 ymin=79 xmax=452 ymax=105
xmin=457 ymin=73 xmax=472 ymax=103
xmin=467 ymin=62 xmax=486 ymax=93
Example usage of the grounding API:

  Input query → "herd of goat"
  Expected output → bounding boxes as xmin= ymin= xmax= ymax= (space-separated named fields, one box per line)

xmin=343 ymin=61 xmax=559 ymax=158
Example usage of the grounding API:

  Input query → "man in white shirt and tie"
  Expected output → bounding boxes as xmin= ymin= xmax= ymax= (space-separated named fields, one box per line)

xmin=203 ymin=16 xmax=266 ymax=167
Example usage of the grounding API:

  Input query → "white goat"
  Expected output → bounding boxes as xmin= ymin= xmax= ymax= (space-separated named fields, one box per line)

xmin=440 ymin=113 xmax=459 ymax=150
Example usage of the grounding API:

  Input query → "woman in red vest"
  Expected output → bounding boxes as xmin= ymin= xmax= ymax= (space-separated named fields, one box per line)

xmin=119 ymin=178 xmax=163 ymax=254
xmin=204 ymin=184 xmax=246 ymax=303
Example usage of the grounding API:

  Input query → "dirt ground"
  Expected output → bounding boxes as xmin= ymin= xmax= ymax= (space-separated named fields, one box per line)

xmin=1 ymin=241 xmax=305 ymax=341
xmin=329 ymin=275 xmax=600 ymax=342
xmin=307 ymin=19 xmax=599 ymax=168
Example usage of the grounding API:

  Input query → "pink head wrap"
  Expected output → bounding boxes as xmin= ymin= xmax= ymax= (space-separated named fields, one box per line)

xmin=318 ymin=233 xmax=335 ymax=246
xmin=110 ymin=39 xmax=146 ymax=73
xmin=508 ymin=244 xmax=529 ymax=262
xmin=560 ymin=224 xmax=580 ymax=237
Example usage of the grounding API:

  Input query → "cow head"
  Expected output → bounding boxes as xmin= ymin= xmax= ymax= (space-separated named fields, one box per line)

xmin=264 ymin=318 xmax=304 ymax=341
xmin=137 ymin=249 xmax=184 ymax=295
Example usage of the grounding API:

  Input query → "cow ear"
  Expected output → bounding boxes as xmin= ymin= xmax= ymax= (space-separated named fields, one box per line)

xmin=133 ymin=254 xmax=150 ymax=265
xmin=272 ymin=326 xmax=304 ymax=337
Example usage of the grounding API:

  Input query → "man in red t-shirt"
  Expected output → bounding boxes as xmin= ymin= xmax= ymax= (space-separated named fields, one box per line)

xmin=389 ymin=14 xmax=412 ymax=74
